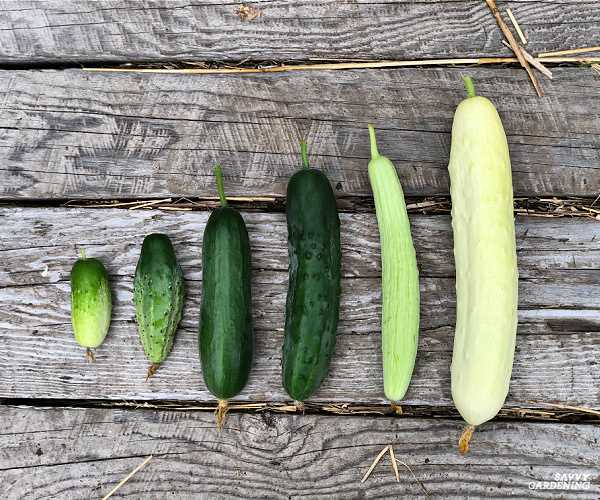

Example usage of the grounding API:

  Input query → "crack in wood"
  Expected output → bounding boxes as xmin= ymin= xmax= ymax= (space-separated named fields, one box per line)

xmin=1 ymin=399 xmax=598 ymax=424
xmin=3 ymin=195 xmax=600 ymax=220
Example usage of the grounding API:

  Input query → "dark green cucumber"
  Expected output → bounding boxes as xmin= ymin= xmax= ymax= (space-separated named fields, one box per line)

xmin=70 ymin=251 xmax=112 ymax=361
xmin=282 ymin=142 xmax=341 ymax=402
xmin=133 ymin=233 xmax=185 ymax=379
xmin=200 ymin=165 xmax=253 ymax=428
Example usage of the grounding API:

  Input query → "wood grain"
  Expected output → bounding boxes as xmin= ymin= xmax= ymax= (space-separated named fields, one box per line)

xmin=0 ymin=1 xmax=598 ymax=64
xmin=1 ymin=405 xmax=599 ymax=499
xmin=1 ymin=207 xmax=598 ymax=406
xmin=1 ymin=67 xmax=600 ymax=200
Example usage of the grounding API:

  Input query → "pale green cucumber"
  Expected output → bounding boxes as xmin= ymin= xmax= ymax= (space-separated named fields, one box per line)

xmin=368 ymin=125 xmax=420 ymax=402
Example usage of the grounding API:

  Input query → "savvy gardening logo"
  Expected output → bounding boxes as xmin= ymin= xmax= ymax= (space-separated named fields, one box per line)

xmin=529 ymin=472 xmax=592 ymax=490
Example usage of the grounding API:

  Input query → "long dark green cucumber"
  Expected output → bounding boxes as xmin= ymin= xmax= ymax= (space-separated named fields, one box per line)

xmin=133 ymin=233 xmax=185 ymax=379
xmin=200 ymin=165 xmax=253 ymax=428
xmin=282 ymin=141 xmax=341 ymax=402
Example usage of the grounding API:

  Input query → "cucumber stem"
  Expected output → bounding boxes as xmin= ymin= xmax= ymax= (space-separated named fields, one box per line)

xmin=300 ymin=140 xmax=309 ymax=169
xmin=79 ymin=248 xmax=86 ymax=260
xmin=145 ymin=363 xmax=160 ymax=380
xmin=214 ymin=164 xmax=228 ymax=207
xmin=85 ymin=348 xmax=95 ymax=363
xmin=458 ymin=424 xmax=476 ymax=455
xmin=215 ymin=399 xmax=229 ymax=432
xmin=463 ymin=76 xmax=476 ymax=98
xmin=367 ymin=124 xmax=380 ymax=160
xmin=390 ymin=402 xmax=403 ymax=415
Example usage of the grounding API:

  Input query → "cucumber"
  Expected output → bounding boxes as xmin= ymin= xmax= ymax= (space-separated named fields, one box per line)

xmin=134 ymin=233 xmax=185 ymax=379
xmin=367 ymin=125 xmax=420 ymax=402
xmin=282 ymin=142 xmax=341 ymax=402
xmin=199 ymin=165 xmax=253 ymax=428
xmin=70 ymin=250 xmax=112 ymax=361
xmin=449 ymin=77 xmax=518 ymax=454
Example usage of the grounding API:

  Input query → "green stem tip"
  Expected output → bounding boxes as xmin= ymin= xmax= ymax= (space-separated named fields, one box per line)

xmin=214 ymin=164 xmax=228 ymax=207
xmin=367 ymin=124 xmax=380 ymax=160
xmin=79 ymin=248 xmax=86 ymax=260
xmin=463 ymin=76 xmax=476 ymax=98
xmin=300 ymin=139 xmax=309 ymax=169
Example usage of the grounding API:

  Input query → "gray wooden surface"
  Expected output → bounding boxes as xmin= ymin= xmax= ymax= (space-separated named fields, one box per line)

xmin=1 ymin=1 xmax=599 ymax=498
xmin=1 ymin=67 xmax=599 ymax=200
xmin=1 ymin=405 xmax=599 ymax=499
xmin=0 ymin=1 xmax=598 ymax=64
xmin=1 ymin=207 xmax=598 ymax=407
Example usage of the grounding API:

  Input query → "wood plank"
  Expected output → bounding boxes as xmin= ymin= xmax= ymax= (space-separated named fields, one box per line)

xmin=0 ymin=1 xmax=598 ymax=64
xmin=1 ymin=207 xmax=599 ymax=407
xmin=1 ymin=405 xmax=599 ymax=499
xmin=1 ymin=67 xmax=599 ymax=200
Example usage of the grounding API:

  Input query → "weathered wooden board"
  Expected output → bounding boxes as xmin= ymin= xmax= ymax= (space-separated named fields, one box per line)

xmin=0 ymin=1 xmax=598 ymax=64
xmin=1 ymin=207 xmax=598 ymax=406
xmin=1 ymin=67 xmax=599 ymax=200
xmin=1 ymin=405 xmax=599 ymax=499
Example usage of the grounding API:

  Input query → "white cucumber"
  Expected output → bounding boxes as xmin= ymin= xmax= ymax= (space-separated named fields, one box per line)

xmin=449 ymin=77 xmax=519 ymax=453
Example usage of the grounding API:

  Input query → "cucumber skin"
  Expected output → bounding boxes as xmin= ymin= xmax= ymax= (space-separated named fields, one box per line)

xmin=283 ymin=169 xmax=341 ymax=401
xmin=368 ymin=154 xmax=420 ymax=402
xmin=449 ymin=95 xmax=518 ymax=426
xmin=70 ymin=258 xmax=112 ymax=348
xmin=134 ymin=233 xmax=185 ymax=364
xmin=200 ymin=207 xmax=253 ymax=400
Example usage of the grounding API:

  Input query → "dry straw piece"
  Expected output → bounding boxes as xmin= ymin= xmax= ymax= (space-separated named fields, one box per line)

xmin=539 ymin=46 xmax=600 ymax=58
xmin=393 ymin=457 xmax=430 ymax=496
xmin=83 ymin=56 xmax=600 ymax=76
xmin=361 ymin=445 xmax=391 ymax=483
xmin=128 ymin=198 xmax=173 ymax=210
xmin=502 ymin=40 xmax=552 ymax=79
xmin=361 ymin=445 xmax=429 ymax=495
xmin=102 ymin=455 xmax=154 ymax=500
xmin=388 ymin=446 xmax=400 ymax=482
xmin=528 ymin=401 xmax=600 ymax=417
xmin=506 ymin=8 xmax=527 ymax=45
xmin=484 ymin=0 xmax=543 ymax=96
xmin=84 ymin=58 xmax=480 ymax=74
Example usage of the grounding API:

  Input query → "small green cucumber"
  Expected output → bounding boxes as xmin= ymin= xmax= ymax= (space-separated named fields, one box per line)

xmin=70 ymin=250 xmax=112 ymax=361
xmin=134 ymin=233 xmax=185 ymax=379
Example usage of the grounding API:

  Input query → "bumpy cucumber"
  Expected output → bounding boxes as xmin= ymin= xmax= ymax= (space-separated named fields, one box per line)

xmin=70 ymin=251 xmax=112 ymax=361
xmin=282 ymin=142 xmax=341 ymax=402
xmin=134 ymin=233 xmax=185 ymax=379
xmin=200 ymin=165 xmax=253 ymax=428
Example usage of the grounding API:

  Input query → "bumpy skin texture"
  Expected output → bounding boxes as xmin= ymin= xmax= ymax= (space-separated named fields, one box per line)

xmin=449 ymin=96 xmax=519 ymax=426
xmin=199 ymin=207 xmax=253 ymax=400
xmin=70 ymin=258 xmax=112 ymax=348
xmin=134 ymin=234 xmax=185 ymax=364
xmin=368 ymin=153 xmax=420 ymax=402
xmin=283 ymin=168 xmax=341 ymax=401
